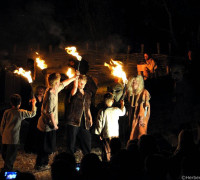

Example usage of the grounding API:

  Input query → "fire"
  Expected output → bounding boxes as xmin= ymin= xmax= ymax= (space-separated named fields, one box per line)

xmin=14 ymin=67 xmax=33 ymax=83
xmin=36 ymin=57 xmax=47 ymax=70
xmin=35 ymin=52 xmax=47 ymax=70
xmin=65 ymin=46 xmax=82 ymax=61
xmin=104 ymin=59 xmax=127 ymax=84
xmin=66 ymin=67 xmax=75 ymax=78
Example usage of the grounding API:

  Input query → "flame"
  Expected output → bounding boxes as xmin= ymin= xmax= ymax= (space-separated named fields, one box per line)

xmin=14 ymin=67 xmax=33 ymax=83
xmin=104 ymin=59 xmax=127 ymax=84
xmin=66 ymin=67 xmax=75 ymax=78
xmin=35 ymin=52 xmax=47 ymax=70
xmin=36 ymin=57 xmax=47 ymax=70
xmin=65 ymin=46 xmax=82 ymax=61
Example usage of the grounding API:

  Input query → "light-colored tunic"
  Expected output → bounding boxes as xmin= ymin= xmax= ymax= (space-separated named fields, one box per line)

xmin=37 ymin=83 xmax=64 ymax=132
xmin=0 ymin=106 xmax=36 ymax=144
xmin=95 ymin=106 xmax=126 ymax=139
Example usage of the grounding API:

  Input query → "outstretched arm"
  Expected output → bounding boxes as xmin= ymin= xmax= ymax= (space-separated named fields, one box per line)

xmin=62 ymin=72 xmax=79 ymax=87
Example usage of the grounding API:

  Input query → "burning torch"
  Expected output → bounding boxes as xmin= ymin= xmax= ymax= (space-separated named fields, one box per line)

xmin=104 ymin=59 xmax=128 ymax=100
xmin=14 ymin=67 xmax=34 ymax=100
xmin=35 ymin=52 xmax=48 ymax=70
xmin=65 ymin=46 xmax=82 ymax=71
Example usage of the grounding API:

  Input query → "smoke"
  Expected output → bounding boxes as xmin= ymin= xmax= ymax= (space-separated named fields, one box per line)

xmin=48 ymin=23 xmax=66 ymax=49
xmin=94 ymin=34 xmax=127 ymax=56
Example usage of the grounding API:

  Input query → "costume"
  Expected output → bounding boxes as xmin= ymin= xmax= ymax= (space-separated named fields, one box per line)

xmin=65 ymin=89 xmax=92 ymax=155
xmin=35 ymin=83 xmax=64 ymax=167
xmin=0 ymin=106 xmax=36 ymax=170
xmin=128 ymin=89 xmax=150 ymax=140
xmin=95 ymin=106 xmax=126 ymax=138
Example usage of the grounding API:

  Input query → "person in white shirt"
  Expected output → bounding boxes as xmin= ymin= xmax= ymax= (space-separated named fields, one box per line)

xmin=95 ymin=92 xmax=125 ymax=161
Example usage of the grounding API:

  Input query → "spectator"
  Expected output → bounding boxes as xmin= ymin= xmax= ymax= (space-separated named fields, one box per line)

xmin=51 ymin=152 xmax=78 ymax=180
xmin=79 ymin=153 xmax=103 ymax=180
xmin=169 ymin=129 xmax=200 ymax=180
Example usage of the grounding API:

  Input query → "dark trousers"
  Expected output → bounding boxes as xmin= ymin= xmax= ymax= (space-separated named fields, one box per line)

xmin=35 ymin=129 xmax=56 ymax=166
xmin=66 ymin=125 xmax=91 ymax=155
xmin=1 ymin=144 xmax=18 ymax=171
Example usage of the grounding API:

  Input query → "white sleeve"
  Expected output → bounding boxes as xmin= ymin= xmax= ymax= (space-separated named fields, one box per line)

xmin=114 ymin=106 xmax=126 ymax=116
xmin=94 ymin=110 xmax=105 ymax=135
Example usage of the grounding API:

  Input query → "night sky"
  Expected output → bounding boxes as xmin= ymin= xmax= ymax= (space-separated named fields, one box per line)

xmin=0 ymin=0 xmax=200 ymax=55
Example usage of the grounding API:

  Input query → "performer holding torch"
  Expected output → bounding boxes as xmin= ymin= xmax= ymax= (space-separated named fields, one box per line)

xmin=34 ymin=71 xmax=79 ymax=171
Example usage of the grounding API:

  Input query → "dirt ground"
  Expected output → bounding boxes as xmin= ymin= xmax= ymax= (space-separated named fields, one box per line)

xmin=0 ymin=145 xmax=102 ymax=180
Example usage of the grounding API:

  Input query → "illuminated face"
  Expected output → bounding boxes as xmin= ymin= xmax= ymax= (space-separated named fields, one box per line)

xmin=132 ymin=80 xmax=139 ymax=90
xmin=144 ymin=53 xmax=149 ymax=61
xmin=78 ymin=79 xmax=87 ymax=89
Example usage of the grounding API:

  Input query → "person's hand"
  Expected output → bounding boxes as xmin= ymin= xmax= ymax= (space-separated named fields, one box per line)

xmin=120 ymin=100 xmax=124 ymax=107
xmin=90 ymin=119 xmax=93 ymax=127
xmin=75 ymin=70 xmax=80 ymax=79
xmin=54 ymin=125 xmax=59 ymax=130
xmin=30 ymin=97 xmax=36 ymax=106
xmin=139 ymin=116 xmax=145 ymax=127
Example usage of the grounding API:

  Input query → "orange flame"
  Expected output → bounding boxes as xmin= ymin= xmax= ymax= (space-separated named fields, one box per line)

xmin=66 ymin=67 xmax=75 ymax=78
xmin=104 ymin=59 xmax=127 ymax=84
xmin=35 ymin=52 xmax=47 ymax=70
xmin=14 ymin=67 xmax=33 ymax=83
xmin=65 ymin=46 xmax=82 ymax=61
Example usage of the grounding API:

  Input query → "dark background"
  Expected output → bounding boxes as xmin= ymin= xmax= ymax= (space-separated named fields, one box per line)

xmin=0 ymin=0 xmax=200 ymax=55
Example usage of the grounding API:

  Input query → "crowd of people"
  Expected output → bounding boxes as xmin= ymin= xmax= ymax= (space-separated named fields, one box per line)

xmin=0 ymin=51 xmax=199 ymax=179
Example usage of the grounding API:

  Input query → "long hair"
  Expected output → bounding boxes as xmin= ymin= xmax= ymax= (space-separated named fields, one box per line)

xmin=127 ymin=75 xmax=144 ymax=96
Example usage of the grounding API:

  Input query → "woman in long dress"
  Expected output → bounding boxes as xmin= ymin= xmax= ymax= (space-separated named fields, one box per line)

xmin=126 ymin=75 xmax=151 ymax=140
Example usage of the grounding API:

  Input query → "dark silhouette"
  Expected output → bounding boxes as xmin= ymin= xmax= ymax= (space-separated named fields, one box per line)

xmin=79 ymin=153 xmax=103 ymax=180
xmin=51 ymin=152 xmax=78 ymax=180
xmin=169 ymin=129 xmax=200 ymax=179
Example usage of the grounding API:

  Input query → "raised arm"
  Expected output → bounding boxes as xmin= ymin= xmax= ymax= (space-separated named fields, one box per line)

xmin=62 ymin=75 xmax=78 ymax=87
xmin=71 ymin=78 xmax=78 ymax=96
xmin=58 ymin=71 xmax=80 ymax=93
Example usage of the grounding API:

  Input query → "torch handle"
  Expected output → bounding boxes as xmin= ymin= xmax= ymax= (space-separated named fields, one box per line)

xmin=77 ymin=61 xmax=80 ymax=71
xmin=120 ymin=84 xmax=127 ymax=100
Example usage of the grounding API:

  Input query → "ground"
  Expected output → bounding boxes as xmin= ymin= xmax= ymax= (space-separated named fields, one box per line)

xmin=0 ymin=127 xmax=102 ymax=180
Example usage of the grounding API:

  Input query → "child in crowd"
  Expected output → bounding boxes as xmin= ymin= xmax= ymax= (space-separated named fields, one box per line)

xmin=95 ymin=92 xmax=126 ymax=161
xmin=0 ymin=94 xmax=36 ymax=171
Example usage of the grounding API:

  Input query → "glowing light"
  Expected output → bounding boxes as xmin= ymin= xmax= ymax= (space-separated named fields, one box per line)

xmin=104 ymin=59 xmax=127 ymax=84
xmin=66 ymin=67 xmax=75 ymax=78
xmin=35 ymin=52 xmax=47 ymax=70
xmin=14 ymin=67 xmax=33 ymax=83
xmin=65 ymin=46 xmax=82 ymax=61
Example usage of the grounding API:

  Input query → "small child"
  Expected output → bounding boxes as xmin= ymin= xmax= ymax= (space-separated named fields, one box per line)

xmin=0 ymin=94 xmax=36 ymax=171
xmin=95 ymin=92 xmax=126 ymax=161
